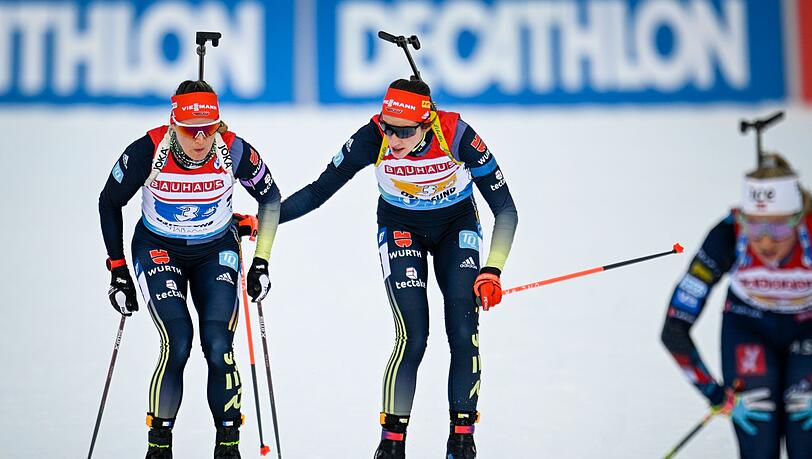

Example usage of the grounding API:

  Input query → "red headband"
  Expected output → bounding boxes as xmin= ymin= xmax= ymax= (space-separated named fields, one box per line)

xmin=170 ymin=91 xmax=220 ymax=122
xmin=381 ymin=87 xmax=432 ymax=123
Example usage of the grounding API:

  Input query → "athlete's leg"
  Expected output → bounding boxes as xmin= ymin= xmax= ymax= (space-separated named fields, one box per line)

xmin=188 ymin=242 xmax=243 ymax=426
xmin=433 ymin=218 xmax=482 ymax=412
xmin=376 ymin=226 xmax=430 ymax=416
xmin=784 ymin=324 xmax=812 ymax=458
xmin=721 ymin=312 xmax=783 ymax=459
xmin=132 ymin=241 xmax=193 ymax=422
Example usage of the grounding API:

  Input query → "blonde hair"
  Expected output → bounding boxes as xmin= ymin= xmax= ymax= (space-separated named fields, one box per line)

xmin=746 ymin=152 xmax=812 ymax=214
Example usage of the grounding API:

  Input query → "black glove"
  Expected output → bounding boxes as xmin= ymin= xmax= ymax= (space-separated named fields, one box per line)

xmin=247 ymin=257 xmax=270 ymax=302
xmin=108 ymin=265 xmax=139 ymax=316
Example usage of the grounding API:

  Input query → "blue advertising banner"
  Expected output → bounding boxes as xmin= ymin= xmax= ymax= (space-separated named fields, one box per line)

xmin=0 ymin=0 xmax=294 ymax=104
xmin=316 ymin=0 xmax=786 ymax=105
xmin=0 ymin=0 xmax=790 ymax=106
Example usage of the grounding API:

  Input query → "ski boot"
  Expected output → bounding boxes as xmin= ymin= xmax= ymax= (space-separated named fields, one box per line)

xmin=145 ymin=414 xmax=173 ymax=459
xmin=213 ymin=416 xmax=243 ymax=458
xmin=374 ymin=412 xmax=409 ymax=459
xmin=446 ymin=411 xmax=478 ymax=459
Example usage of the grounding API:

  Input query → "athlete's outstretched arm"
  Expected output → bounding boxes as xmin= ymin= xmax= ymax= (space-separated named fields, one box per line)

xmin=233 ymin=138 xmax=281 ymax=261
xmin=98 ymin=135 xmax=153 ymax=260
xmin=661 ymin=214 xmax=736 ymax=406
xmin=455 ymin=121 xmax=518 ymax=272
xmin=279 ymin=123 xmax=379 ymax=223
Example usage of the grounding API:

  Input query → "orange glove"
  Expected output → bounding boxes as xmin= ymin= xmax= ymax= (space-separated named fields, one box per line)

xmin=233 ymin=213 xmax=258 ymax=241
xmin=473 ymin=267 xmax=502 ymax=311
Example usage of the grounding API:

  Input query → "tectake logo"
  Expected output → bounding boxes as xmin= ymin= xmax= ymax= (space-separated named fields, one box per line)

xmin=396 ymin=268 xmax=426 ymax=290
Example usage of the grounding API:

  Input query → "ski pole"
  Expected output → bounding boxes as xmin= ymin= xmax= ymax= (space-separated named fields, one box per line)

xmin=87 ymin=316 xmax=126 ymax=459
xmin=239 ymin=254 xmax=271 ymax=456
xmin=662 ymin=410 xmax=716 ymax=459
xmin=256 ymin=299 xmax=283 ymax=459
xmin=502 ymin=243 xmax=684 ymax=296
xmin=234 ymin=212 xmax=281 ymax=457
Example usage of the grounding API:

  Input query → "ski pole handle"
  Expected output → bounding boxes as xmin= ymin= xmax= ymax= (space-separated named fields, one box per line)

xmin=503 ymin=243 xmax=684 ymax=296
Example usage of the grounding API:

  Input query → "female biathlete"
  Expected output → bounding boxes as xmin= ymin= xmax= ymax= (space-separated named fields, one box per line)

xmin=662 ymin=154 xmax=812 ymax=458
xmin=279 ymin=78 xmax=518 ymax=459
xmin=98 ymin=80 xmax=280 ymax=458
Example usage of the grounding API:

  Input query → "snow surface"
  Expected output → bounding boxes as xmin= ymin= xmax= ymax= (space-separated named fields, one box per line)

xmin=2 ymin=105 xmax=811 ymax=458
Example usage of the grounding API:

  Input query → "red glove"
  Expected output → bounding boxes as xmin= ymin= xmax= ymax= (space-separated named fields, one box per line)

xmin=233 ymin=213 xmax=258 ymax=241
xmin=473 ymin=267 xmax=502 ymax=311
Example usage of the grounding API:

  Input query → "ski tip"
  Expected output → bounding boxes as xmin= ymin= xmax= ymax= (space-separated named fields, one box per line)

xmin=673 ymin=243 xmax=684 ymax=254
xmin=260 ymin=445 xmax=271 ymax=456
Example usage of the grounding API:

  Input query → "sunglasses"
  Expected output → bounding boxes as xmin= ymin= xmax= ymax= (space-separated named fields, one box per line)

xmin=172 ymin=117 xmax=221 ymax=139
xmin=739 ymin=213 xmax=802 ymax=241
xmin=379 ymin=119 xmax=424 ymax=139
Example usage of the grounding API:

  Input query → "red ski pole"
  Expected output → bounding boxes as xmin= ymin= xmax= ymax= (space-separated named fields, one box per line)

xmin=239 ymin=250 xmax=271 ymax=456
xmin=503 ymin=243 xmax=684 ymax=296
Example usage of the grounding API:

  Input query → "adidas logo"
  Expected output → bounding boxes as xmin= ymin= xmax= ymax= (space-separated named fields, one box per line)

xmin=459 ymin=257 xmax=478 ymax=269
xmin=216 ymin=272 xmax=234 ymax=285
